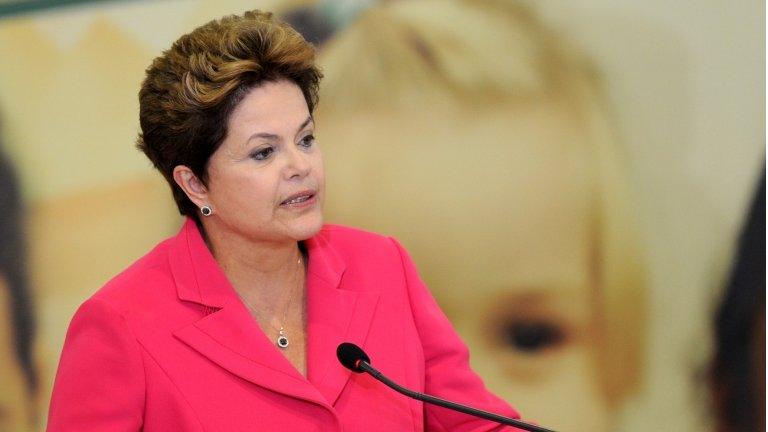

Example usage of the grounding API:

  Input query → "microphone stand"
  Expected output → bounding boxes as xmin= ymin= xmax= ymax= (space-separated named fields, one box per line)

xmin=357 ymin=360 xmax=557 ymax=432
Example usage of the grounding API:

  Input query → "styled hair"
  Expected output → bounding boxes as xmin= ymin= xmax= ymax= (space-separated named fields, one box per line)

xmin=137 ymin=10 xmax=322 ymax=220
xmin=318 ymin=0 xmax=647 ymax=407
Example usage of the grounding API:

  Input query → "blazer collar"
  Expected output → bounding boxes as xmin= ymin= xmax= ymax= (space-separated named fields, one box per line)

xmin=169 ymin=218 xmax=348 ymax=308
xmin=303 ymin=229 xmax=380 ymax=405
xmin=169 ymin=218 xmax=233 ymax=308
xmin=169 ymin=218 xmax=378 ymax=407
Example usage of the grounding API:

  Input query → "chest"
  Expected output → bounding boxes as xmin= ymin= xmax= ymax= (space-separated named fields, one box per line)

xmin=135 ymin=305 xmax=425 ymax=432
xmin=245 ymin=300 xmax=308 ymax=376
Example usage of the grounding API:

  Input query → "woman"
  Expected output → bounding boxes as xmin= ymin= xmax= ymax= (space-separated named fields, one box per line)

xmin=315 ymin=1 xmax=647 ymax=430
xmin=47 ymin=10 xmax=524 ymax=431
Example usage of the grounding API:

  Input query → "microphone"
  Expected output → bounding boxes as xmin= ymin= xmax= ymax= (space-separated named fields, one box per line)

xmin=336 ymin=343 xmax=557 ymax=432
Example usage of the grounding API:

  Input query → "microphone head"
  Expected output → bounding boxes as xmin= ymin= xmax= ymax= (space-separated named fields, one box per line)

xmin=336 ymin=342 xmax=370 ymax=373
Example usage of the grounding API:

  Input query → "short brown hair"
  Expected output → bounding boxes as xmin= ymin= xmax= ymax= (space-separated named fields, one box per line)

xmin=137 ymin=10 xmax=322 ymax=220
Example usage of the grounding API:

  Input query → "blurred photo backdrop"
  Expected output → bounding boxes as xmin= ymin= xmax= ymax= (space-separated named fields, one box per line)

xmin=0 ymin=0 xmax=762 ymax=431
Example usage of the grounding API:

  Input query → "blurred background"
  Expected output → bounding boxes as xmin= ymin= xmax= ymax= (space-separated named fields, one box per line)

xmin=0 ymin=0 xmax=763 ymax=431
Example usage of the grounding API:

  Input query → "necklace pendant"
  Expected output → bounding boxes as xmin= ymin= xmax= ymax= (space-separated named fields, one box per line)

xmin=276 ymin=327 xmax=289 ymax=349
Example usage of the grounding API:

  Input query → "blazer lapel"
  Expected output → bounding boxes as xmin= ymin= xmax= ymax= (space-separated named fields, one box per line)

xmin=169 ymin=219 xmax=330 ymax=407
xmin=173 ymin=303 xmax=328 ymax=404
xmin=304 ymin=231 xmax=380 ymax=406
xmin=168 ymin=219 xmax=381 ymax=408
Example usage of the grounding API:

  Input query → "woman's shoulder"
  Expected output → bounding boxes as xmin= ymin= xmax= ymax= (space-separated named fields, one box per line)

xmin=316 ymin=224 xmax=398 ymax=250
xmin=317 ymin=223 xmax=390 ymax=241
xmin=313 ymin=224 xmax=409 ymax=265
xmin=88 ymin=236 xmax=177 ymax=313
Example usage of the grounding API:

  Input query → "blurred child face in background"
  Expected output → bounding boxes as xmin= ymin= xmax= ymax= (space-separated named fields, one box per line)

xmin=0 ymin=277 xmax=34 ymax=431
xmin=321 ymin=100 xmax=614 ymax=431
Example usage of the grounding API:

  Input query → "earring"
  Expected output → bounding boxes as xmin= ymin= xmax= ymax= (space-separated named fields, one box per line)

xmin=200 ymin=205 xmax=213 ymax=217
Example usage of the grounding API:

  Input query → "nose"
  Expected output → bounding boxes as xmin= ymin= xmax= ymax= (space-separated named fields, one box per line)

xmin=283 ymin=146 xmax=311 ymax=180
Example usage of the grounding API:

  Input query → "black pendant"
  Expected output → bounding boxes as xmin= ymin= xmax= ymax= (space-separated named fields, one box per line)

xmin=277 ymin=328 xmax=289 ymax=348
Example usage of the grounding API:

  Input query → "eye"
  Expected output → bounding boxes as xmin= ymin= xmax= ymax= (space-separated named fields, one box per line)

xmin=251 ymin=146 xmax=274 ymax=161
xmin=500 ymin=319 xmax=565 ymax=353
xmin=299 ymin=134 xmax=315 ymax=148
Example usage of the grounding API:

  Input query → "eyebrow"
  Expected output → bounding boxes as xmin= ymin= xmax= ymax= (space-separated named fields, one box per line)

xmin=245 ymin=116 xmax=314 ymax=144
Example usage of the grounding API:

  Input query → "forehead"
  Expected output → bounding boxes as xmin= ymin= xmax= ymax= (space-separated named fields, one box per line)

xmin=323 ymin=100 xmax=595 ymax=291
xmin=226 ymin=80 xmax=310 ymax=135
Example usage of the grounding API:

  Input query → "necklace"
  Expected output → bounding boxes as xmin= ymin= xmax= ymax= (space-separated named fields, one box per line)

xmin=238 ymin=254 xmax=303 ymax=349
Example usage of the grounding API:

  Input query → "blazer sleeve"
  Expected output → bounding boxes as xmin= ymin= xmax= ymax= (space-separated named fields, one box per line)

xmin=47 ymin=297 xmax=145 ymax=431
xmin=390 ymin=238 xmax=526 ymax=432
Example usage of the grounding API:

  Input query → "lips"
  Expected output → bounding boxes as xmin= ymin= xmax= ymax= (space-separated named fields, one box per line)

xmin=280 ymin=190 xmax=316 ymax=206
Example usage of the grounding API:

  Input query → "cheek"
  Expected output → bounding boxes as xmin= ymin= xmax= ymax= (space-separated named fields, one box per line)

xmin=243 ymin=182 xmax=279 ymax=214
xmin=313 ymin=154 xmax=326 ymax=185
xmin=310 ymin=158 xmax=326 ymax=204
xmin=212 ymin=171 xmax=276 ymax=214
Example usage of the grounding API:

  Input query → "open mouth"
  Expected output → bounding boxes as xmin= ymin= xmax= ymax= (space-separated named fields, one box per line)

xmin=280 ymin=191 xmax=315 ymax=206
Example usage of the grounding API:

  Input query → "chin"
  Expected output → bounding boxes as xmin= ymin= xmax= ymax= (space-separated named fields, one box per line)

xmin=290 ymin=214 xmax=324 ymax=241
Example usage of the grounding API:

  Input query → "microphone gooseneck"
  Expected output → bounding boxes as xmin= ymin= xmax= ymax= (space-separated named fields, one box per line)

xmin=336 ymin=342 xmax=557 ymax=432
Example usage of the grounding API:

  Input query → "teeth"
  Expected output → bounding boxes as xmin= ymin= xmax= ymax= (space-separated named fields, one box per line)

xmin=284 ymin=195 xmax=310 ymax=204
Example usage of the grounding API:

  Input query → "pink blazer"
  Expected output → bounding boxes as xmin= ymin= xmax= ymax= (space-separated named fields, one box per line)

xmin=48 ymin=219 xmax=523 ymax=431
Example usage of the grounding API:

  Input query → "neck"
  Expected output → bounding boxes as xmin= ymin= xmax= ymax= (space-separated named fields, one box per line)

xmin=198 ymin=219 xmax=304 ymax=298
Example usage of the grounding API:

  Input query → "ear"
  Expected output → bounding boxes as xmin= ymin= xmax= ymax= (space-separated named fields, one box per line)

xmin=172 ymin=165 xmax=209 ymax=209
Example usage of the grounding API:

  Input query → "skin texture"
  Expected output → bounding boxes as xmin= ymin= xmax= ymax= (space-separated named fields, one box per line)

xmin=173 ymin=79 xmax=325 ymax=375
xmin=321 ymin=100 xmax=612 ymax=431
xmin=0 ymin=275 xmax=33 ymax=432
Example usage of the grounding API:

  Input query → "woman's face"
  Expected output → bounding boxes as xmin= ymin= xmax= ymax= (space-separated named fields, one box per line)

xmin=321 ymin=101 xmax=615 ymax=431
xmin=202 ymin=79 xmax=325 ymax=243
